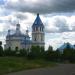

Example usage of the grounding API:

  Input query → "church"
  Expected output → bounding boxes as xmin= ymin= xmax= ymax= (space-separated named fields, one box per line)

xmin=4 ymin=13 xmax=45 ymax=50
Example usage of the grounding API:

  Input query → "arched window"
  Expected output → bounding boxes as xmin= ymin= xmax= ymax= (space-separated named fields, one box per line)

xmin=41 ymin=36 xmax=42 ymax=41
xmin=40 ymin=27 xmax=41 ymax=31
xmin=42 ymin=27 xmax=43 ymax=31
xmin=33 ymin=27 xmax=35 ymax=31
xmin=36 ymin=27 xmax=38 ymax=31
xmin=35 ymin=38 xmax=36 ymax=41
xmin=40 ymin=27 xmax=43 ymax=31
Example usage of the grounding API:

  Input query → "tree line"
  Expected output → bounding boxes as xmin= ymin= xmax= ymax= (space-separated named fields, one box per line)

xmin=0 ymin=41 xmax=75 ymax=63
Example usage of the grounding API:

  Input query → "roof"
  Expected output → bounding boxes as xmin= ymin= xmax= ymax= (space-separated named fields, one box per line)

xmin=58 ymin=42 xmax=75 ymax=53
xmin=32 ymin=13 xmax=44 ymax=28
xmin=11 ymin=33 xmax=25 ymax=37
xmin=6 ymin=32 xmax=30 ymax=38
xmin=21 ymin=39 xmax=32 ymax=45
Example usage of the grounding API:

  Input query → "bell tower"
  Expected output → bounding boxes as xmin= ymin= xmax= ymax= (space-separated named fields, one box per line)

xmin=32 ymin=13 xmax=45 ymax=47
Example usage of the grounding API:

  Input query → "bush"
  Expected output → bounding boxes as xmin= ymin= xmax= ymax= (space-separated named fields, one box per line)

xmin=19 ymin=49 xmax=27 ymax=57
xmin=4 ymin=47 xmax=16 ymax=56
xmin=0 ymin=41 xmax=4 ymax=56
xmin=27 ymin=46 xmax=45 ymax=59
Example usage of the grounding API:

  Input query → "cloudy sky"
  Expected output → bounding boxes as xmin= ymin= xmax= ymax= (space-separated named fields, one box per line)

xmin=0 ymin=0 xmax=75 ymax=49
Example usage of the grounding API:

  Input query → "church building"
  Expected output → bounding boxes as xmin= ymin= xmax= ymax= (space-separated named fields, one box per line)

xmin=5 ymin=13 xmax=45 ymax=50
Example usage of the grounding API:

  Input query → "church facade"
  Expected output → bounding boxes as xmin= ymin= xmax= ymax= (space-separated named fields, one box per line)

xmin=5 ymin=14 xmax=45 ymax=50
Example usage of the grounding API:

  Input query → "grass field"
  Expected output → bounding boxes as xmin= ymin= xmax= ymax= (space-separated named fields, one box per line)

xmin=0 ymin=57 xmax=57 ymax=75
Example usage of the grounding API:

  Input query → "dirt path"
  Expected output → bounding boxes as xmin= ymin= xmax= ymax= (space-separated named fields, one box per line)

xmin=6 ymin=64 xmax=75 ymax=75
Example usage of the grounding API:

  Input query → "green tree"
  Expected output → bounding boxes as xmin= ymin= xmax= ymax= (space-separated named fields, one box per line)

xmin=4 ymin=47 xmax=16 ymax=56
xmin=54 ymin=50 xmax=61 ymax=62
xmin=63 ymin=43 xmax=74 ymax=62
xmin=0 ymin=41 xmax=3 ymax=56
xmin=4 ymin=47 xmax=11 ymax=56
xmin=19 ymin=49 xmax=27 ymax=57
xmin=40 ymin=46 xmax=45 ymax=58
xmin=48 ymin=45 xmax=53 ymax=51
xmin=45 ymin=45 xmax=54 ymax=61
xmin=27 ymin=46 xmax=41 ymax=59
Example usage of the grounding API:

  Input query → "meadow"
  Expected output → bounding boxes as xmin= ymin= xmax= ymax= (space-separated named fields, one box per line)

xmin=0 ymin=57 xmax=57 ymax=75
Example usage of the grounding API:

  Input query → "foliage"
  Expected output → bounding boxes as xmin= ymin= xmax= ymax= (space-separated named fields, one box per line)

xmin=27 ymin=46 xmax=45 ymax=59
xmin=1 ymin=42 xmax=75 ymax=63
xmin=0 ymin=41 xmax=4 ymax=56
xmin=63 ymin=47 xmax=75 ymax=62
xmin=45 ymin=45 xmax=54 ymax=61
xmin=19 ymin=49 xmax=27 ymax=57
xmin=4 ymin=47 xmax=16 ymax=56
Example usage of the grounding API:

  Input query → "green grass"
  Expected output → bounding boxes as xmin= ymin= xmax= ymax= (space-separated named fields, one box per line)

xmin=0 ymin=57 xmax=57 ymax=75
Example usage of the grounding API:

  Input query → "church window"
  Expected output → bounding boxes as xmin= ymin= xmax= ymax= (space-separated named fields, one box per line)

xmin=40 ymin=27 xmax=43 ymax=31
xmin=40 ymin=27 xmax=41 ymax=31
xmin=35 ymin=38 xmax=36 ymax=41
xmin=42 ymin=28 xmax=43 ymax=31
xmin=15 ymin=46 xmax=18 ymax=51
xmin=41 ymin=37 xmax=42 ymax=41
xmin=36 ymin=27 xmax=38 ymax=31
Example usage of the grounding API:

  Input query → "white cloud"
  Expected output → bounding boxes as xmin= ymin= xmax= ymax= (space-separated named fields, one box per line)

xmin=45 ymin=37 xmax=63 ymax=50
xmin=45 ymin=32 xmax=75 ymax=50
xmin=0 ymin=25 xmax=4 ymax=32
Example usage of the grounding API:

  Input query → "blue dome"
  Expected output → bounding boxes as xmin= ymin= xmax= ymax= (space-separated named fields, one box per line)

xmin=32 ymin=13 xmax=44 ymax=28
xmin=6 ymin=33 xmax=29 ymax=38
xmin=10 ymin=33 xmax=25 ymax=37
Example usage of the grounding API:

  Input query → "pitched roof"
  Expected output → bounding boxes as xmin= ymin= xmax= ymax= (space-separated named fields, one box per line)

xmin=58 ymin=42 xmax=75 ymax=53
xmin=32 ymin=13 xmax=44 ymax=27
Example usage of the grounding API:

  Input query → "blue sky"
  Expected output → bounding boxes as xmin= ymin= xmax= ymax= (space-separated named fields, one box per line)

xmin=0 ymin=0 xmax=75 ymax=49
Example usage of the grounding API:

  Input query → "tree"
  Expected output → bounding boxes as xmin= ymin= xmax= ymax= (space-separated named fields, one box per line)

xmin=63 ymin=43 xmax=74 ymax=62
xmin=45 ymin=45 xmax=54 ymax=61
xmin=4 ymin=47 xmax=13 ymax=56
xmin=48 ymin=45 xmax=53 ymax=51
xmin=40 ymin=46 xmax=45 ymax=58
xmin=19 ymin=49 xmax=27 ymax=57
xmin=0 ymin=41 xmax=3 ymax=56
xmin=27 ymin=46 xmax=41 ymax=59
xmin=54 ymin=50 xmax=61 ymax=61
